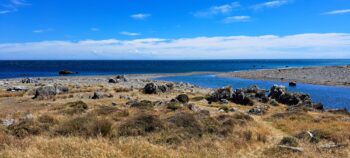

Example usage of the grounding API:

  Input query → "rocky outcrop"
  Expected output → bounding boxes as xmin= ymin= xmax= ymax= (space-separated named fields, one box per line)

xmin=206 ymin=86 xmax=233 ymax=103
xmin=143 ymin=82 xmax=173 ymax=94
xmin=269 ymin=85 xmax=312 ymax=106
xmin=109 ymin=75 xmax=128 ymax=83
xmin=59 ymin=70 xmax=77 ymax=75
xmin=21 ymin=78 xmax=35 ymax=84
xmin=33 ymin=85 xmax=69 ymax=99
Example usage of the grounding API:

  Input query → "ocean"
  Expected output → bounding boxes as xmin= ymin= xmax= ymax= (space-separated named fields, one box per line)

xmin=0 ymin=59 xmax=349 ymax=79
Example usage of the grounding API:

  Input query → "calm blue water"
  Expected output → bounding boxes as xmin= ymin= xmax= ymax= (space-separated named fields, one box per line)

xmin=0 ymin=59 xmax=349 ymax=79
xmin=156 ymin=75 xmax=350 ymax=110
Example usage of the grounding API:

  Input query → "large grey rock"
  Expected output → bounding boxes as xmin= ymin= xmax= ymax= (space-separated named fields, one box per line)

xmin=33 ymin=85 xmax=69 ymax=99
xmin=7 ymin=86 xmax=29 ymax=92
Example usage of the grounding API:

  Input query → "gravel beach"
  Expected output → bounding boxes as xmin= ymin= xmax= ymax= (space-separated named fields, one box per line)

xmin=218 ymin=65 xmax=350 ymax=86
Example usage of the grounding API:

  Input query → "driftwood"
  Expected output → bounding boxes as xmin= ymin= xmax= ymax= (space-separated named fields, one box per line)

xmin=278 ymin=145 xmax=304 ymax=152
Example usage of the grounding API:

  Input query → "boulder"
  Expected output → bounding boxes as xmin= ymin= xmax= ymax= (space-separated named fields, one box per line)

xmin=289 ymin=81 xmax=297 ymax=86
xmin=91 ymin=91 xmax=112 ymax=99
xmin=59 ymin=70 xmax=77 ymax=75
xmin=176 ymin=94 xmax=189 ymax=103
xmin=206 ymin=86 xmax=233 ymax=102
xmin=269 ymin=85 xmax=287 ymax=99
xmin=232 ymin=90 xmax=254 ymax=106
xmin=144 ymin=83 xmax=158 ymax=94
xmin=33 ymin=85 xmax=69 ymax=99
xmin=7 ymin=86 xmax=29 ymax=92
xmin=248 ymin=107 xmax=266 ymax=115
xmin=143 ymin=82 xmax=172 ymax=94
xmin=109 ymin=75 xmax=128 ymax=83
xmin=312 ymin=103 xmax=324 ymax=111
xmin=21 ymin=78 xmax=34 ymax=84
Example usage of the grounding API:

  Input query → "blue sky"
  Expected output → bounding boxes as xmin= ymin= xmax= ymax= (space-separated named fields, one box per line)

xmin=0 ymin=0 xmax=350 ymax=59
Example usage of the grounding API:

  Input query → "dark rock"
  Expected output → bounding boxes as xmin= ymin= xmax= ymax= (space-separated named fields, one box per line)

xmin=269 ymin=85 xmax=287 ymax=99
xmin=21 ymin=78 xmax=34 ymax=84
xmin=144 ymin=83 xmax=158 ymax=94
xmin=206 ymin=86 xmax=233 ymax=102
xmin=108 ymin=78 xmax=118 ymax=83
xmin=232 ymin=90 xmax=254 ymax=106
xmin=109 ymin=75 xmax=127 ymax=83
xmin=33 ymin=85 xmax=69 ymax=99
xmin=158 ymin=85 xmax=169 ymax=93
xmin=91 ymin=91 xmax=110 ymax=99
xmin=59 ymin=70 xmax=77 ymax=75
xmin=312 ymin=103 xmax=324 ymax=111
xmin=176 ymin=94 xmax=189 ymax=103
xmin=289 ymin=81 xmax=297 ymax=86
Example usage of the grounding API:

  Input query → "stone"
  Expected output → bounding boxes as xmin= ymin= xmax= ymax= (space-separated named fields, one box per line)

xmin=248 ymin=107 xmax=266 ymax=115
xmin=144 ymin=83 xmax=158 ymax=94
xmin=176 ymin=94 xmax=189 ymax=103
xmin=7 ymin=86 xmax=29 ymax=92
xmin=206 ymin=86 xmax=233 ymax=102
xmin=289 ymin=81 xmax=297 ymax=86
xmin=220 ymin=99 xmax=229 ymax=104
xmin=21 ymin=78 xmax=34 ymax=84
xmin=91 ymin=91 xmax=107 ymax=99
xmin=33 ymin=85 xmax=69 ymax=99
xmin=59 ymin=70 xmax=77 ymax=75
xmin=2 ymin=119 xmax=15 ymax=127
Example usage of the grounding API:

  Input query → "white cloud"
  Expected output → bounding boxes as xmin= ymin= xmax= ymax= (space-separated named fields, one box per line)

xmin=130 ymin=13 xmax=151 ymax=20
xmin=0 ymin=33 xmax=350 ymax=59
xmin=323 ymin=9 xmax=350 ymax=15
xmin=119 ymin=31 xmax=141 ymax=36
xmin=194 ymin=2 xmax=240 ymax=18
xmin=223 ymin=16 xmax=251 ymax=23
xmin=253 ymin=0 xmax=290 ymax=10
xmin=0 ymin=0 xmax=29 ymax=15
xmin=33 ymin=28 xmax=52 ymax=33
xmin=90 ymin=27 xmax=100 ymax=32
xmin=0 ymin=10 xmax=11 ymax=14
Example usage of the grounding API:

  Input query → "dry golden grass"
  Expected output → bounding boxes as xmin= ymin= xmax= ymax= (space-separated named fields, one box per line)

xmin=0 ymin=83 xmax=349 ymax=158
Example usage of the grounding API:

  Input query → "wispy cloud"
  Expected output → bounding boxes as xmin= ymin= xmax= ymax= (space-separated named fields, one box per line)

xmin=1 ymin=33 xmax=349 ymax=59
xmin=252 ymin=0 xmax=290 ymax=10
xmin=33 ymin=28 xmax=52 ymax=33
xmin=0 ymin=0 xmax=29 ymax=15
xmin=90 ymin=27 xmax=100 ymax=32
xmin=130 ymin=13 xmax=151 ymax=20
xmin=323 ymin=9 xmax=350 ymax=15
xmin=119 ymin=31 xmax=141 ymax=36
xmin=0 ymin=10 xmax=11 ymax=14
xmin=194 ymin=2 xmax=240 ymax=18
xmin=223 ymin=16 xmax=251 ymax=23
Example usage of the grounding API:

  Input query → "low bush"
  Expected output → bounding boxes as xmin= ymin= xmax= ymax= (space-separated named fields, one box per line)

xmin=8 ymin=119 xmax=41 ymax=138
xmin=56 ymin=115 xmax=112 ymax=137
xmin=63 ymin=101 xmax=89 ymax=115
xmin=118 ymin=113 xmax=163 ymax=136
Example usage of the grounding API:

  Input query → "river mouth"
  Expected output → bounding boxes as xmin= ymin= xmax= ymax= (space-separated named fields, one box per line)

xmin=155 ymin=74 xmax=350 ymax=110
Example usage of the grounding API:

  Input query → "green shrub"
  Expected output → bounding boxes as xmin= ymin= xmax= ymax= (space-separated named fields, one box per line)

xmin=167 ymin=102 xmax=183 ymax=110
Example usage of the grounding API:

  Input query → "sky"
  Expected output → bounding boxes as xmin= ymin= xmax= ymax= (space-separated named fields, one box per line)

xmin=0 ymin=0 xmax=350 ymax=59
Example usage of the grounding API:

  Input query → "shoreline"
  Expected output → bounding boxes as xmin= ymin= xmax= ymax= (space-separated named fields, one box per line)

xmin=218 ymin=65 xmax=350 ymax=87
